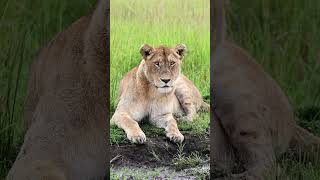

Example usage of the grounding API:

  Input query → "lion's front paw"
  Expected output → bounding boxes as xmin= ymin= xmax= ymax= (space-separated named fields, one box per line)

xmin=166 ymin=130 xmax=184 ymax=143
xmin=127 ymin=130 xmax=146 ymax=144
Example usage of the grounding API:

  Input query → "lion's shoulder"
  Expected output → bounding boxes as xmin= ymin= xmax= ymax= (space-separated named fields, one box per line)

xmin=119 ymin=67 xmax=139 ymax=97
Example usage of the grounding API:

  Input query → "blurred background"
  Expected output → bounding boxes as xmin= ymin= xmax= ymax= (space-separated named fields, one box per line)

xmin=0 ymin=0 xmax=97 ymax=178
xmin=227 ymin=0 xmax=320 ymax=179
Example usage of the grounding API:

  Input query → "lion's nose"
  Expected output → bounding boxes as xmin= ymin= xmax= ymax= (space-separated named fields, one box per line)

xmin=160 ymin=78 xmax=171 ymax=84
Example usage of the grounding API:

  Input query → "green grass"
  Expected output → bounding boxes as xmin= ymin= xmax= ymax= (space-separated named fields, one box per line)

xmin=227 ymin=0 xmax=320 ymax=179
xmin=110 ymin=0 xmax=210 ymax=144
xmin=172 ymin=144 xmax=208 ymax=171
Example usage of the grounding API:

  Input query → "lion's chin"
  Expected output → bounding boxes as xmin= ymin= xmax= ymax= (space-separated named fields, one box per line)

xmin=157 ymin=86 xmax=173 ymax=93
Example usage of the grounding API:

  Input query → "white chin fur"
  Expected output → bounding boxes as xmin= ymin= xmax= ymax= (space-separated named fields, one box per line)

xmin=157 ymin=87 xmax=173 ymax=93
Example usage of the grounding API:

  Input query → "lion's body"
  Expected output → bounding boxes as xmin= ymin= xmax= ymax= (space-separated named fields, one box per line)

xmin=212 ymin=1 xmax=320 ymax=179
xmin=111 ymin=45 xmax=207 ymax=144
xmin=117 ymin=67 xmax=181 ymax=122
xmin=213 ymin=42 xmax=295 ymax=179
xmin=118 ymin=67 xmax=204 ymax=121
xmin=6 ymin=1 xmax=108 ymax=180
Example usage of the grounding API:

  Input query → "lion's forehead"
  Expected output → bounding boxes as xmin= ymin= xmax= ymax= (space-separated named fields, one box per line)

xmin=152 ymin=48 xmax=178 ymax=62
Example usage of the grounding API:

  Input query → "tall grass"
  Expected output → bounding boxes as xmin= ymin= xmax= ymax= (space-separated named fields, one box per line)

xmin=0 ymin=0 xmax=96 ymax=178
xmin=228 ymin=0 xmax=320 ymax=179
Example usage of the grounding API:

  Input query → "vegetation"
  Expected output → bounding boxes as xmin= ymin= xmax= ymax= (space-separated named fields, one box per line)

xmin=172 ymin=144 xmax=208 ymax=171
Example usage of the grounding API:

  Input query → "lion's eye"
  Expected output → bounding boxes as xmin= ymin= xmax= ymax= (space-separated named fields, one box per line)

xmin=154 ymin=62 xmax=160 ymax=67
xmin=170 ymin=61 xmax=176 ymax=66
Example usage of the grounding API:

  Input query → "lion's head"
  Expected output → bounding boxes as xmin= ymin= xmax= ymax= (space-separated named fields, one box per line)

xmin=139 ymin=44 xmax=187 ymax=93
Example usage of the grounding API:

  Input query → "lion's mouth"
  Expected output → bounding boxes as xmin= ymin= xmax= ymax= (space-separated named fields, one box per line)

xmin=159 ymin=85 xmax=174 ymax=89
xmin=155 ymin=84 xmax=174 ymax=93
xmin=154 ymin=85 xmax=173 ymax=89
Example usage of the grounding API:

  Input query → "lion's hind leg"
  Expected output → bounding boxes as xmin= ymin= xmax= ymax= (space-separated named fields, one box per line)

xmin=174 ymin=87 xmax=198 ymax=122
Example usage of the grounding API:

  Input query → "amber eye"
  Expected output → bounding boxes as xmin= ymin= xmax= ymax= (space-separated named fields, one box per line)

xmin=170 ymin=61 xmax=176 ymax=66
xmin=154 ymin=62 xmax=160 ymax=68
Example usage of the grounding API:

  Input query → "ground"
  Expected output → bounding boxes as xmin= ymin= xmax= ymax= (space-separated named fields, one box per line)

xmin=110 ymin=111 xmax=210 ymax=179
xmin=110 ymin=132 xmax=209 ymax=179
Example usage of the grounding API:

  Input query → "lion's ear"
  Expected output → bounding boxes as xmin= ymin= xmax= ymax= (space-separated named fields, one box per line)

xmin=140 ymin=44 xmax=154 ymax=60
xmin=175 ymin=44 xmax=187 ymax=59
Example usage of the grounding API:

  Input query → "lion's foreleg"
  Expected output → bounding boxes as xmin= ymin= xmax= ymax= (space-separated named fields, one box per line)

xmin=151 ymin=114 xmax=184 ymax=143
xmin=111 ymin=111 xmax=146 ymax=144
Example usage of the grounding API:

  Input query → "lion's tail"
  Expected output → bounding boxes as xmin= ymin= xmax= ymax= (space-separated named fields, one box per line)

xmin=289 ymin=124 xmax=320 ymax=162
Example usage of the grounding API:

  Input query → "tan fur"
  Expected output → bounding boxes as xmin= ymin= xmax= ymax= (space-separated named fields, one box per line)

xmin=111 ymin=44 xmax=208 ymax=144
xmin=212 ymin=1 xmax=320 ymax=179
xmin=6 ymin=1 xmax=108 ymax=179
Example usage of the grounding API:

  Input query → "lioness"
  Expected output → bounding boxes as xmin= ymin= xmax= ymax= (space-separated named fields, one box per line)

xmin=111 ymin=44 xmax=209 ymax=144
xmin=6 ymin=1 xmax=108 ymax=179
xmin=212 ymin=1 xmax=320 ymax=179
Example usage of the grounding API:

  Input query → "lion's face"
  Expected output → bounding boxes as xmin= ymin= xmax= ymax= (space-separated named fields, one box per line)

xmin=140 ymin=44 xmax=187 ymax=93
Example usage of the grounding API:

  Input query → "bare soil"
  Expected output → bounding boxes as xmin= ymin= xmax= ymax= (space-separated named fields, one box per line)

xmin=110 ymin=132 xmax=209 ymax=168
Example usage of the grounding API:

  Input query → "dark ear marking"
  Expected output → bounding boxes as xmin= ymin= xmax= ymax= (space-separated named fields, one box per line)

xmin=175 ymin=44 xmax=187 ymax=58
xmin=140 ymin=44 xmax=154 ymax=60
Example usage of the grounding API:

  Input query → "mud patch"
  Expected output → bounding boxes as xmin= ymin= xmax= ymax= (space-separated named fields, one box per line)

xmin=110 ymin=133 xmax=209 ymax=167
xmin=110 ymin=132 xmax=210 ymax=179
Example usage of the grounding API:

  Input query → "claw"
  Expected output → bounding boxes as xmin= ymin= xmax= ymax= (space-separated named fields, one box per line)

xmin=166 ymin=131 xmax=184 ymax=143
xmin=127 ymin=130 xmax=146 ymax=144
